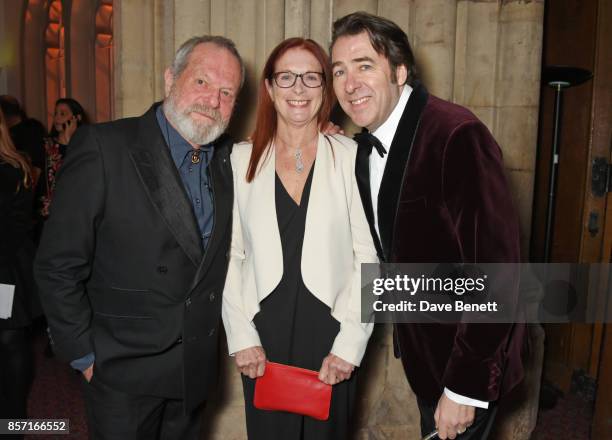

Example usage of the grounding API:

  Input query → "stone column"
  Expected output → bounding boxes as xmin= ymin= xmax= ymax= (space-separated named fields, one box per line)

xmin=173 ymin=0 xmax=210 ymax=45
xmin=21 ymin=0 xmax=47 ymax=122
xmin=353 ymin=325 xmax=422 ymax=438
xmin=154 ymin=0 xmax=176 ymax=100
xmin=494 ymin=0 xmax=544 ymax=257
xmin=69 ymin=0 xmax=97 ymax=121
xmin=113 ymin=0 xmax=157 ymax=117
xmin=0 ymin=0 xmax=25 ymax=103
xmin=309 ymin=0 xmax=333 ymax=47
xmin=411 ymin=0 xmax=458 ymax=100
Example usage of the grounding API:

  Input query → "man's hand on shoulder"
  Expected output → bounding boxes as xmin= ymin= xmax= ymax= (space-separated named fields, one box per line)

xmin=321 ymin=121 xmax=344 ymax=136
xmin=434 ymin=393 xmax=475 ymax=439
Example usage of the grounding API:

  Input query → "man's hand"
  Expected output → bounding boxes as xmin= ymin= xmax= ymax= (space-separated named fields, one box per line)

xmin=434 ymin=393 xmax=475 ymax=439
xmin=235 ymin=346 xmax=266 ymax=379
xmin=318 ymin=354 xmax=354 ymax=385
xmin=82 ymin=363 xmax=94 ymax=383
xmin=321 ymin=121 xmax=344 ymax=136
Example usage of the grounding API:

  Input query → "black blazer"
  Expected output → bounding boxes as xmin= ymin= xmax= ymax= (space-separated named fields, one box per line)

xmin=34 ymin=104 xmax=234 ymax=410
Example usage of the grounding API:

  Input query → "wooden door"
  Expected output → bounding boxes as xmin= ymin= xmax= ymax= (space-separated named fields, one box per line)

xmin=531 ymin=0 xmax=611 ymax=435
xmin=589 ymin=0 xmax=612 ymax=434
xmin=533 ymin=0 xmax=597 ymax=392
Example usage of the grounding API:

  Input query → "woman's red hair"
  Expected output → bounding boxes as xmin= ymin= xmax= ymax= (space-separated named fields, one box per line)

xmin=246 ymin=38 xmax=334 ymax=182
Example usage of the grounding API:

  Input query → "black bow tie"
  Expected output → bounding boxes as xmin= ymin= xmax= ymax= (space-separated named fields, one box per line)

xmin=353 ymin=131 xmax=387 ymax=158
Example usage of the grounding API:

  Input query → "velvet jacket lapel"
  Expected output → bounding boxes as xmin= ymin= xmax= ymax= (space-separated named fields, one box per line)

xmin=128 ymin=104 xmax=203 ymax=267
xmin=353 ymin=83 xmax=429 ymax=261
xmin=377 ymin=82 xmax=429 ymax=260
xmin=355 ymin=141 xmax=384 ymax=259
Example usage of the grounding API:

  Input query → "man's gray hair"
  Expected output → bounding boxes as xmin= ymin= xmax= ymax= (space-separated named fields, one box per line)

xmin=171 ymin=35 xmax=246 ymax=89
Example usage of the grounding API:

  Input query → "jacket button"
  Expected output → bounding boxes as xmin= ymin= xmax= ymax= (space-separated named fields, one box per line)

xmin=185 ymin=298 xmax=192 ymax=307
xmin=176 ymin=337 xmax=183 ymax=344
xmin=208 ymin=328 xmax=215 ymax=337
xmin=157 ymin=265 xmax=168 ymax=274
xmin=209 ymin=292 xmax=215 ymax=302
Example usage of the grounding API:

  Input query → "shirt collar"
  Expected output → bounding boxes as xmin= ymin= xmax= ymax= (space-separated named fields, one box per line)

xmin=155 ymin=105 xmax=214 ymax=169
xmin=372 ymin=84 xmax=412 ymax=149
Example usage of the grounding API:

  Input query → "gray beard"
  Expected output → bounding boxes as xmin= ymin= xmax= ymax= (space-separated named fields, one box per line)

xmin=162 ymin=96 xmax=228 ymax=145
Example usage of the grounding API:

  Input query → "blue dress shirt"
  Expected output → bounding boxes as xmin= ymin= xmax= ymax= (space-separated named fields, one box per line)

xmin=156 ymin=106 xmax=215 ymax=249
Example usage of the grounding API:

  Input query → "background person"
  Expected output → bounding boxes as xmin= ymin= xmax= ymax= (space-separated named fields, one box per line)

xmin=0 ymin=95 xmax=46 ymax=179
xmin=40 ymin=98 xmax=89 ymax=218
xmin=0 ymin=107 xmax=41 ymax=439
xmin=222 ymin=37 xmax=377 ymax=440
xmin=38 ymin=98 xmax=89 ymax=357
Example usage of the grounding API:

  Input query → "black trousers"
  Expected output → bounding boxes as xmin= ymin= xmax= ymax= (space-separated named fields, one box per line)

xmin=82 ymin=375 xmax=204 ymax=440
xmin=0 ymin=328 xmax=33 ymax=440
xmin=417 ymin=397 xmax=498 ymax=439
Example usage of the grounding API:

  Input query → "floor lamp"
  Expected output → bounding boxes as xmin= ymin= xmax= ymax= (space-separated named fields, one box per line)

xmin=541 ymin=65 xmax=592 ymax=263
xmin=537 ymin=65 xmax=593 ymax=411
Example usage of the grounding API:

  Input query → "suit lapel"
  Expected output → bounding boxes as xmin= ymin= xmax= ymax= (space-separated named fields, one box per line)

xmin=377 ymin=82 xmax=429 ymax=260
xmin=354 ymin=140 xmax=384 ymax=259
xmin=190 ymin=134 xmax=234 ymax=289
xmin=128 ymin=104 xmax=203 ymax=267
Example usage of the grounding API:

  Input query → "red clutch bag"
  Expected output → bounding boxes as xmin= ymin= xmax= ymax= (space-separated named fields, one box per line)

xmin=253 ymin=361 xmax=332 ymax=421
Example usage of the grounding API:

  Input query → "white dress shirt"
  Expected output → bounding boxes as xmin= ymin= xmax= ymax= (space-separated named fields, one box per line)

xmin=370 ymin=85 xmax=412 ymax=238
xmin=368 ymin=85 xmax=489 ymax=410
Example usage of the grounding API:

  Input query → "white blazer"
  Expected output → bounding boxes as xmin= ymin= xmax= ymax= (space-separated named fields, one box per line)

xmin=222 ymin=133 xmax=378 ymax=366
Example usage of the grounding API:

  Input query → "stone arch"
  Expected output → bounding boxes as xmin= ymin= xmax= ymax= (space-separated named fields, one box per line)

xmin=69 ymin=0 xmax=97 ymax=121
xmin=94 ymin=0 xmax=113 ymax=121
xmin=43 ymin=0 xmax=66 ymax=127
xmin=69 ymin=0 xmax=113 ymax=122
xmin=21 ymin=0 xmax=47 ymax=123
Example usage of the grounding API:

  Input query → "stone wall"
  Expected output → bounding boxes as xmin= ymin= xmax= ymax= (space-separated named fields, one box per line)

xmin=112 ymin=0 xmax=543 ymax=257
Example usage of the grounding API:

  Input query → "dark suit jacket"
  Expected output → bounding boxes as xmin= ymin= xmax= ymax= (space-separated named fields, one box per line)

xmin=355 ymin=83 xmax=525 ymax=405
xmin=34 ymin=104 xmax=234 ymax=411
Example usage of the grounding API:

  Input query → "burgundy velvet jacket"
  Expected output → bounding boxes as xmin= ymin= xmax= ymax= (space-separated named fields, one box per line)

xmin=355 ymin=83 xmax=526 ymax=406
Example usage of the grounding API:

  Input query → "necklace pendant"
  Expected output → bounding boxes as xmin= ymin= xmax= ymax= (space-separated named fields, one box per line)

xmin=295 ymin=148 xmax=304 ymax=173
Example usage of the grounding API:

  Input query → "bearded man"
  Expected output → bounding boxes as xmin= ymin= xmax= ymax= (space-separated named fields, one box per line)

xmin=34 ymin=36 xmax=244 ymax=440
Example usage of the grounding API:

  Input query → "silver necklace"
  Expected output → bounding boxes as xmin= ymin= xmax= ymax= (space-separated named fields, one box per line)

xmin=294 ymin=147 xmax=304 ymax=173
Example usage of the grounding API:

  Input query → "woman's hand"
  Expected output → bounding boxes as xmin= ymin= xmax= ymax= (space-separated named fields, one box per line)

xmin=319 ymin=353 xmax=355 ymax=385
xmin=235 ymin=346 xmax=266 ymax=379
xmin=58 ymin=116 xmax=78 ymax=145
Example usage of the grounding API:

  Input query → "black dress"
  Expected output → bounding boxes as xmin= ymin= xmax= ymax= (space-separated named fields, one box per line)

xmin=242 ymin=165 xmax=357 ymax=440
